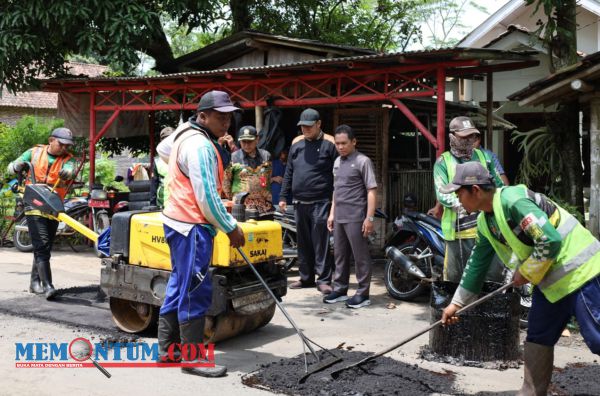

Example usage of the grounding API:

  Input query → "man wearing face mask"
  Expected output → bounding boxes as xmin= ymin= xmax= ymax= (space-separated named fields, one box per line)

xmin=433 ymin=116 xmax=505 ymax=283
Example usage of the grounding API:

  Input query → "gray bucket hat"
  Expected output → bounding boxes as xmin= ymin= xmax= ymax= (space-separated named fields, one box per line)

xmin=50 ymin=127 xmax=74 ymax=145
xmin=440 ymin=162 xmax=493 ymax=193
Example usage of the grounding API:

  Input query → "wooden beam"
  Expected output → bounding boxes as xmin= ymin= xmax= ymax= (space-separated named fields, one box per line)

xmin=486 ymin=72 xmax=493 ymax=148
xmin=589 ymin=98 xmax=600 ymax=238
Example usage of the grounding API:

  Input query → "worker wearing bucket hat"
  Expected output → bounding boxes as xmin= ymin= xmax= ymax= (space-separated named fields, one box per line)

xmin=433 ymin=116 xmax=505 ymax=285
xmin=441 ymin=161 xmax=600 ymax=395
xmin=7 ymin=127 xmax=77 ymax=300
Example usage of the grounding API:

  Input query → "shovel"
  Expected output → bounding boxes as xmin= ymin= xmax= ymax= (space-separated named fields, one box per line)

xmin=236 ymin=248 xmax=342 ymax=383
xmin=330 ymin=281 xmax=515 ymax=379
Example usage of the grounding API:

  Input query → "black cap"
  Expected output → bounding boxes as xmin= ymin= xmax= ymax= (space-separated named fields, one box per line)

xmin=238 ymin=126 xmax=258 ymax=141
xmin=197 ymin=90 xmax=240 ymax=112
xmin=50 ymin=127 xmax=74 ymax=145
xmin=440 ymin=162 xmax=493 ymax=193
xmin=297 ymin=108 xmax=320 ymax=126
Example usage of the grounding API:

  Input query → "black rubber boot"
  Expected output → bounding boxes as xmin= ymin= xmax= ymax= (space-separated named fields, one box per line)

xmin=36 ymin=260 xmax=57 ymax=300
xmin=157 ymin=312 xmax=181 ymax=363
xmin=179 ymin=318 xmax=227 ymax=378
xmin=29 ymin=260 xmax=43 ymax=294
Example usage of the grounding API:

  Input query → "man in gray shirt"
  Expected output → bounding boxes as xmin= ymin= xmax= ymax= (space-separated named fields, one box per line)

xmin=325 ymin=124 xmax=377 ymax=308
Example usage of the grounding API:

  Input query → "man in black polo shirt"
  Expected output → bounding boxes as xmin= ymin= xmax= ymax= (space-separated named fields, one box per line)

xmin=279 ymin=108 xmax=338 ymax=295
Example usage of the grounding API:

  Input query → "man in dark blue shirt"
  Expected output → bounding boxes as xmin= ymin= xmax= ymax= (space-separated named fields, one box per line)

xmin=279 ymin=108 xmax=338 ymax=294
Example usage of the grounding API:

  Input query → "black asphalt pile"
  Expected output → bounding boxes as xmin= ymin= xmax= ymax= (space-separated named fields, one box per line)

xmin=550 ymin=363 xmax=600 ymax=396
xmin=243 ymin=349 xmax=457 ymax=396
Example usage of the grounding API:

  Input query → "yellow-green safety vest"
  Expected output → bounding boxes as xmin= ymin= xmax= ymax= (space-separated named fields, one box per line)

xmin=477 ymin=185 xmax=600 ymax=303
xmin=441 ymin=149 xmax=487 ymax=241
xmin=155 ymin=158 xmax=169 ymax=208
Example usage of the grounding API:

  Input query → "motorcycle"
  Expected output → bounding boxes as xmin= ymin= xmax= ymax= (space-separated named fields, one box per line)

xmin=383 ymin=205 xmax=445 ymax=301
xmin=88 ymin=177 xmax=129 ymax=235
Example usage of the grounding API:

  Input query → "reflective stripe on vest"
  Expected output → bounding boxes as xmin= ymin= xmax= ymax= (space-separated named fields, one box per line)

xmin=155 ymin=158 xmax=169 ymax=207
xmin=162 ymin=129 xmax=224 ymax=224
xmin=28 ymin=145 xmax=72 ymax=199
xmin=477 ymin=185 xmax=600 ymax=302
xmin=441 ymin=149 xmax=486 ymax=241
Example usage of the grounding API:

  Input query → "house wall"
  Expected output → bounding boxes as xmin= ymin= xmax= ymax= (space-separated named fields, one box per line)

xmin=0 ymin=107 xmax=56 ymax=126
xmin=469 ymin=54 xmax=553 ymax=102
xmin=219 ymin=48 xmax=323 ymax=69
xmin=468 ymin=6 xmax=599 ymax=54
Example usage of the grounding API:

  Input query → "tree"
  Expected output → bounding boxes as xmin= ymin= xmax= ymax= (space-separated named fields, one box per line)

xmin=523 ymin=0 xmax=582 ymax=213
xmin=417 ymin=0 xmax=488 ymax=48
xmin=0 ymin=0 xmax=217 ymax=92
xmin=1 ymin=0 xmax=427 ymax=93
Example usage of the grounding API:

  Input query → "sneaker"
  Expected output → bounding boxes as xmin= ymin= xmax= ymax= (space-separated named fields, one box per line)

xmin=323 ymin=291 xmax=349 ymax=304
xmin=345 ymin=295 xmax=371 ymax=309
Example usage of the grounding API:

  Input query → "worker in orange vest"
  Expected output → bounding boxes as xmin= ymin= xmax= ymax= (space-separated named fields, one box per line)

xmin=8 ymin=128 xmax=77 ymax=299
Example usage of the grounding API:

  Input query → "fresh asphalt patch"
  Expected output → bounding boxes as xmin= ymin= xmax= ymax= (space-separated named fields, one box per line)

xmin=0 ymin=285 xmax=138 ymax=343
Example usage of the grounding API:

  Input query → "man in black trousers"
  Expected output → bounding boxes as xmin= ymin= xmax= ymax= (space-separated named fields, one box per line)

xmin=279 ymin=108 xmax=337 ymax=295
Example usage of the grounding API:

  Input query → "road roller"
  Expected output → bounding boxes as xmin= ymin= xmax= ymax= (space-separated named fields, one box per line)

xmin=22 ymin=181 xmax=287 ymax=342
xmin=102 ymin=210 xmax=287 ymax=341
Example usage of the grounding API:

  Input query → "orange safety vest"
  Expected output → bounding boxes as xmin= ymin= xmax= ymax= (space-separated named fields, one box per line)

xmin=162 ymin=128 xmax=224 ymax=224
xmin=28 ymin=145 xmax=73 ymax=199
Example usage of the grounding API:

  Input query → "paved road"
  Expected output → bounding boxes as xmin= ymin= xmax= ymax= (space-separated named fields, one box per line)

xmin=0 ymin=246 xmax=596 ymax=395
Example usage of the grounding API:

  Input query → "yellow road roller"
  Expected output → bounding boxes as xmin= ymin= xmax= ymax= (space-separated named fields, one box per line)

xmin=102 ymin=210 xmax=287 ymax=342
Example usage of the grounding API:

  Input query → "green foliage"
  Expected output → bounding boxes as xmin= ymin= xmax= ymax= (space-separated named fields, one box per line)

xmin=0 ymin=116 xmax=64 ymax=178
xmin=511 ymin=127 xmax=562 ymax=193
xmin=0 ymin=0 xmax=216 ymax=92
xmin=245 ymin=0 xmax=425 ymax=51
xmin=418 ymin=0 xmax=488 ymax=48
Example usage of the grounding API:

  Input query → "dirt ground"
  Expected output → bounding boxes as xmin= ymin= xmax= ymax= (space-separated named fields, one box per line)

xmin=1 ymin=246 xmax=598 ymax=396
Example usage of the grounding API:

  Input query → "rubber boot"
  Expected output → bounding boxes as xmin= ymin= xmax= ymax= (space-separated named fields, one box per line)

xmin=36 ymin=260 xmax=57 ymax=300
xmin=157 ymin=312 xmax=181 ymax=363
xmin=179 ymin=318 xmax=227 ymax=378
xmin=517 ymin=342 xmax=554 ymax=396
xmin=29 ymin=260 xmax=44 ymax=294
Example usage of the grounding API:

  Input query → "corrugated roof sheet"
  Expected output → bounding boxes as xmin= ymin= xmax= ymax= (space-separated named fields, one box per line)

xmin=43 ymin=48 xmax=536 ymax=86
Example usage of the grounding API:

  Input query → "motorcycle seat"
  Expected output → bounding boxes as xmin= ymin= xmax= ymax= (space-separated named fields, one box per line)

xmin=414 ymin=212 xmax=441 ymax=229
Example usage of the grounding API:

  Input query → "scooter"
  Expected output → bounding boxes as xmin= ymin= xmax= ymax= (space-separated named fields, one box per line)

xmin=88 ymin=176 xmax=129 ymax=235
xmin=383 ymin=200 xmax=445 ymax=301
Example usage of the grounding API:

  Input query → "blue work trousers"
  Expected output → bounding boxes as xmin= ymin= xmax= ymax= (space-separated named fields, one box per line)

xmin=160 ymin=224 xmax=213 ymax=324
xmin=527 ymin=274 xmax=600 ymax=354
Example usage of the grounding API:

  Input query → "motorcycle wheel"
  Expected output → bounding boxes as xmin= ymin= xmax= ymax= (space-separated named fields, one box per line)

xmin=13 ymin=217 xmax=33 ymax=252
xmin=384 ymin=242 xmax=429 ymax=301
xmin=282 ymin=228 xmax=297 ymax=271
xmin=95 ymin=211 xmax=110 ymax=235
